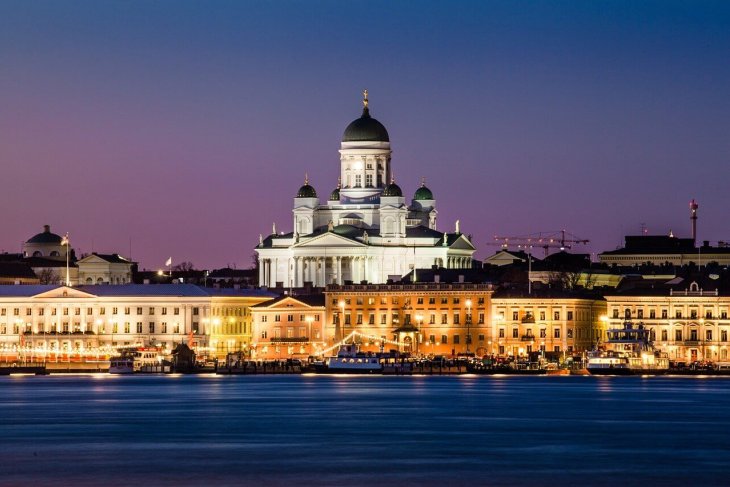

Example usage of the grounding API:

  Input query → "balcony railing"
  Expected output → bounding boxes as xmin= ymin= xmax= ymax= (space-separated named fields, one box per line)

xmin=520 ymin=335 xmax=535 ymax=342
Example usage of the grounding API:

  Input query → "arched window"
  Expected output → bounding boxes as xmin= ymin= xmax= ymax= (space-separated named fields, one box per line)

xmin=50 ymin=251 xmax=60 ymax=257
xmin=96 ymin=277 xmax=104 ymax=285
xmin=33 ymin=251 xmax=42 ymax=257
xmin=86 ymin=278 xmax=93 ymax=284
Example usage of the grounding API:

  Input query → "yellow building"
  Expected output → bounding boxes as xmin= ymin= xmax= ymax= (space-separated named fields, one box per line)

xmin=325 ymin=283 xmax=494 ymax=357
xmin=491 ymin=291 xmax=606 ymax=358
xmin=206 ymin=289 xmax=277 ymax=359
xmin=604 ymin=280 xmax=730 ymax=363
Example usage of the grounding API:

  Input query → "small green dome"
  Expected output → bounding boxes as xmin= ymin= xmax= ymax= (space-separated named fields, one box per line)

xmin=296 ymin=184 xmax=317 ymax=198
xmin=414 ymin=185 xmax=434 ymax=200
xmin=329 ymin=187 xmax=340 ymax=201
xmin=382 ymin=182 xmax=403 ymax=197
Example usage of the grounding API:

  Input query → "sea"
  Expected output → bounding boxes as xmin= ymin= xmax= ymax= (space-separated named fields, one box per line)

xmin=1 ymin=374 xmax=729 ymax=486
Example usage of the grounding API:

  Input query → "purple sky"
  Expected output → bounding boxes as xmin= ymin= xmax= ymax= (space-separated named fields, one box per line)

xmin=1 ymin=1 xmax=729 ymax=270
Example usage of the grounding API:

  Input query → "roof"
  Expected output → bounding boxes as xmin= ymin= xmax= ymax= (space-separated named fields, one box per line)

xmin=342 ymin=106 xmax=389 ymax=142
xmin=75 ymin=284 xmax=211 ymax=297
xmin=0 ymin=262 xmax=37 ymax=279
xmin=252 ymin=294 xmax=324 ymax=308
xmin=492 ymin=288 xmax=604 ymax=300
xmin=203 ymin=288 xmax=278 ymax=298
xmin=26 ymin=225 xmax=63 ymax=244
xmin=0 ymin=285 xmax=60 ymax=296
xmin=88 ymin=253 xmax=132 ymax=264
xmin=208 ymin=268 xmax=257 ymax=279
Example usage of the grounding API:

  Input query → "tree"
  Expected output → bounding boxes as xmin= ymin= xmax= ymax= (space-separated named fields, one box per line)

xmin=37 ymin=268 xmax=60 ymax=285
xmin=172 ymin=261 xmax=195 ymax=272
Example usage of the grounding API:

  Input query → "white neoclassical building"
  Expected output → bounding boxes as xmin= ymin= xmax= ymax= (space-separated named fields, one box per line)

xmin=255 ymin=92 xmax=476 ymax=288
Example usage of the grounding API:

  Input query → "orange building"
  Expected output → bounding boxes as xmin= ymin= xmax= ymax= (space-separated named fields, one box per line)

xmin=324 ymin=283 xmax=494 ymax=357
xmin=250 ymin=295 xmax=325 ymax=359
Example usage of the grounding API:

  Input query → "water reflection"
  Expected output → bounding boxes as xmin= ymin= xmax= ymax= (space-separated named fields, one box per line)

xmin=1 ymin=375 xmax=729 ymax=486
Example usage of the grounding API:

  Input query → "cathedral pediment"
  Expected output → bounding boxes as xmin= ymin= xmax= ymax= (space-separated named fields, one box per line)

xmin=447 ymin=234 xmax=476 ymax=251
xmin=292 ymin=232 xmax=367 ymax=248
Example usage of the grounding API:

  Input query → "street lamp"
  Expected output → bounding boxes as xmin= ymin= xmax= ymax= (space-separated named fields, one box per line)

xmin=415 ymin=314 xmax=423 ymax=356
xmin=338 ymin=300 xmax=345 ymax=342
xmin=465 ymin=299 xmax=472 ymax=354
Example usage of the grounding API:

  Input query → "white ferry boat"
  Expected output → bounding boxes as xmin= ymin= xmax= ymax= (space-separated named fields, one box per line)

xmin=109 ymin=348 xmax=164 ymax=374
xmin=324 ymin=344 xmax=382 ymax=374
xmin=587 ymin=321 xmax=669 ymax=375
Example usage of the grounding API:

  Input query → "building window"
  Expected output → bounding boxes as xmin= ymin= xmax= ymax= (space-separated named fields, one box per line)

xmin=661 ymin=330 xmax=668 ymax=341
xmin=441 ymin=297 xmax=448 ymax=305
xmin=441 ymin=335 xmax=448 ymax=344
xmin=287 ymin=315 xmax=293 ymax=322
xmin=636 ymin=310 xmax=643 ymax=319
xmin=722 ymin=330 xmax=728 ymax=342
xmin=193 ymin=307 xmax=199 ymax=316
xmin=649 ymin=310 xmax=656 ymax=319
xmin=675 ymin=330 xmax=682 ymax=341
xmin=478 ymin=313 xmax=484 ymax=324
xmin=429 ymin=297 xmax=436 ymax=305
xmin=706 ymin=330 xmax=713 ymax=341
xmin=453 ymin=335 xmax=460 ymax=345
xmin=454 ymin=314 xmax=460 ymax=325
xmin=162 ymin=308 xmax=168 ymax=315
xmin=149 ymin=307 xmax=154 ymax=315
xmin=357 ymin=314 xmax=363 ymax=325
xmin=722 ymin=311 xmax=728 ymax=319
xmin=261 ymin=316 xmax=268 ymax=322
xmin=540 ymin=328 xmax=546 ymax=338
xmin=441 ymin=314 xmax=448 ymax=325
xmin=675 ymin=310 xmax=682 ymax=319
xmin=124 ymin=323 xmax=130 ymax=333
xmin=381 ymin=314 xmax=386 ymax=325
xmin=366 ymin=174 xmax=373 ymax=187
xmin=429 ymin=314 xmax=435 ymax=324
xmin=124 ymin=307 xmax=130 ymax=315
xmin=453 ymin=298 xmax=460 ymax=304
xmin=136 ymin=322 xmax=143 ymax=333
xmin=417 ymin=297 xmax=424 ymax=305
xmin=612 ymin=309 xmax=619 ymax=319
xmin=478 ymin=334 xmax=485 ymax=341
xmin=554 ymin=311 xmax=560 ymax=320
xmin=429 ymin=334 xmax=435 ymax=344
xmin=539 ymin=311 xmax=546 ymax=321
xmin=261 ymin=331 xmax=267 ymax=339
xmin=512 ymin=328 xmax=518 ymax=338
xmin=161 ymin=322 xmax=167 ymax=333
xmin=512 ymin=311 xmax=518 ymax=321
xmin=567 ymin=328 xmax=573 ymax=339
xmin=554 ymin=328 xmax=560 ymax=339
xmin=554 ymin=346 xmax=560 ymax=352
xmin=567 ymin=311 xmax=574 ymax=321
xmin=345 ymin=315 xmax=351 ymax=325
xmin=274 ymin=315 xmax=281 ymax=322
xmin=499 ymin=328 xmax=505 ymax=338
xmin=369 ymin=315 xmax=374 ymax=325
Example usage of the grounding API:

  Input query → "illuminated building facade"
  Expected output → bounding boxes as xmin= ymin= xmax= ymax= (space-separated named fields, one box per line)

xmin=324 ymin=283 xmax=493 ymax=356
xmin=491 ymin=292 xmax=606 ymax=358
xmin=207 ymin=290 xmax=277 ymax=359
xmin=0 ymin=284 xmax=275 ymax=362
xmin=250 ymin=295 xmax=326 ymax=359
xmin=604 ymin=280 xmax=730 ymax=363
xmin=255 ymin=92 xmax=475 ymax=288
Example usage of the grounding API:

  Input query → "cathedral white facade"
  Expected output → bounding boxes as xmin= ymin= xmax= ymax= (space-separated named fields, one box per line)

xmin=255 ymin=92 xmax=476 ymax=288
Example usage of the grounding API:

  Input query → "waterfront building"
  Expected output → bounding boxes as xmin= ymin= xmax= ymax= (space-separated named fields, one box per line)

xmin=0 ymin=284 xmax=276 ymax=362
xmin=255 ymin=92 xmax=476 ymax=288
xmin=604 ymin=277 xmax=730 ymax=363
xmin=206 ymin=288 xmax=277 ymax=359
xmin=491 ymin=291 xmax=606 ymax=358
xmin=599 ymin=235 xmax=730 ymax=266
xmin=77 ymin=253 xmax=134 ymax=285
xmin=324 ymin=282 xmax=493 ymax=357
xmin=250 ymin=295 xmax=326 ymax=359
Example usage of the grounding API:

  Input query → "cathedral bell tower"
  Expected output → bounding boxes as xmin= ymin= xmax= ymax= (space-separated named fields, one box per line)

xmin=338 ymin=90 xmax=392 ymax=204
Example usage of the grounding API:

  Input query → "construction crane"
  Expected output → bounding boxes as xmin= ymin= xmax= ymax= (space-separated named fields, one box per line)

xmin=493 ymin=230 xmax=590 ymax=258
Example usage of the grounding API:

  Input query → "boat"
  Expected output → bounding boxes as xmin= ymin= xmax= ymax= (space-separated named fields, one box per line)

xmin=109 ymin=347 xmax=164 ymax=374
xmin=587 ymin=321 xmax=669 ymax=375
xmin=319 ymin=344 xmax=383 ymax=374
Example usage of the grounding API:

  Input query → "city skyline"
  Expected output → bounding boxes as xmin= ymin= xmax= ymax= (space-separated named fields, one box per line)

xmin=2 ymin=1 xmax=729 ymax=269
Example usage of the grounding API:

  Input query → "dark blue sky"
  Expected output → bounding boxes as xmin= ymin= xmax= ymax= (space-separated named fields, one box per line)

xmin=1 ymin=1 xmax=728 ymax=268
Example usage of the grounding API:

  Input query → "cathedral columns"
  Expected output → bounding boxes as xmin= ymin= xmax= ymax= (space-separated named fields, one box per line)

xmin=336 ymin=256 xmax=342 ymax=285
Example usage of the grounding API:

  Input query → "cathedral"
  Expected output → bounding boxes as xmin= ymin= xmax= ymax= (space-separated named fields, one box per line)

xmin=255 ymin=92 xmax=475 ymax=288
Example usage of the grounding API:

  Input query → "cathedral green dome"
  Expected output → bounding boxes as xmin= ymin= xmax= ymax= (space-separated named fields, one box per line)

xmin=296 ymin=175 xmax=317 ymax=198
xmin=413 ymin=183 xmax=434 ymax=200
xmin=382 ymin=181 xmax=403 ymax=197
xmin=329 ymin=187 xmax=340 ymax=201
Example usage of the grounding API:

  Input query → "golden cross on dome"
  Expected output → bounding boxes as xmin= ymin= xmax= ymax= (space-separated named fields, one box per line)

xmin=363 ymin=89 xmax=369 ymax=108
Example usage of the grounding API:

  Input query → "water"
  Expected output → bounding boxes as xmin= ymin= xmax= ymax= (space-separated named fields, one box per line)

xmin=1 ymin=374 xmax=729 ymax=486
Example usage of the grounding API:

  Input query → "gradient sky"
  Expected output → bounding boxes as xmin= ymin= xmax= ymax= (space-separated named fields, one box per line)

xmin=1 ymin=0 xmax=729 ymax=270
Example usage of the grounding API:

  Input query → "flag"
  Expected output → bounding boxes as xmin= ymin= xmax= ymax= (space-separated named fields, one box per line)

xmin=165 ymin=257 xmax=172 ymax=267
xmin=61 ymin=233 xmax=69 ymax=246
